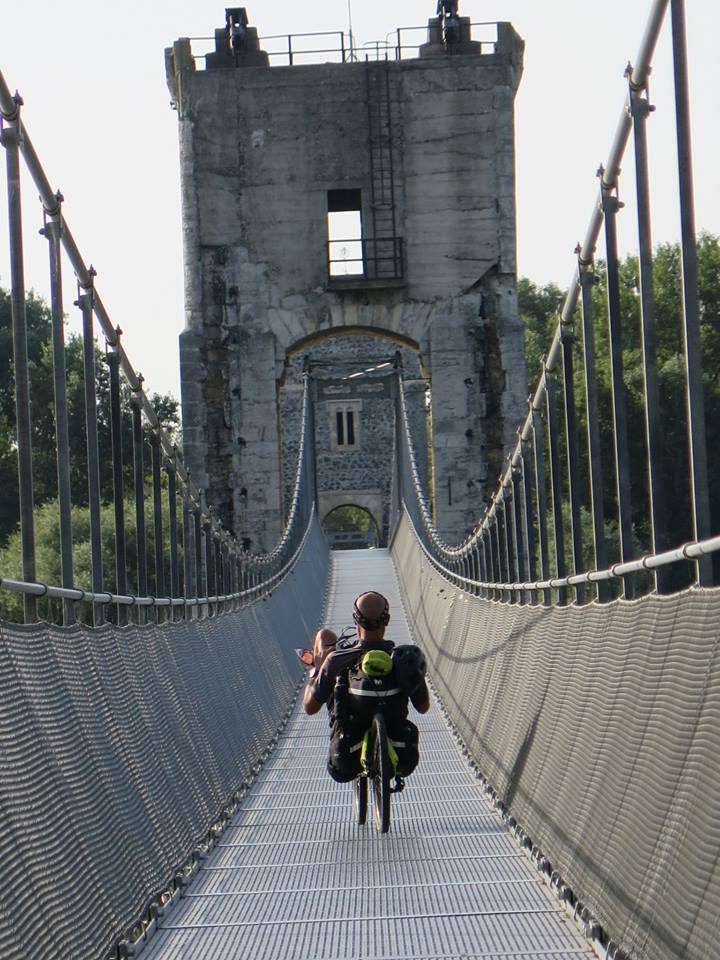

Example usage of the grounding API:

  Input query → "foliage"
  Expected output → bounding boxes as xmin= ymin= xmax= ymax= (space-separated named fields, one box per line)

xmin=0 ymin=494 xmax=177 ymax=623
xmin=0 ymin=288 xmax=180 ymax=547
xmin=519 ymin=233 xmax=720 ymax=590
xmin=323 ymin=505 xmax=375 ymax=534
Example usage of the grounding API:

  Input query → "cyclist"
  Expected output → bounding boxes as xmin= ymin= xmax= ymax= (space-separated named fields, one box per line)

xmin=312 ymin=627 xmax=338 ymax=671
xmin=303 ymin=591 xmax=430 ymax=788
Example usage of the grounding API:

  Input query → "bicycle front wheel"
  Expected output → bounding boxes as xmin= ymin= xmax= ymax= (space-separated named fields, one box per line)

xmin=371 ymin=713 xmax=391 ymax=834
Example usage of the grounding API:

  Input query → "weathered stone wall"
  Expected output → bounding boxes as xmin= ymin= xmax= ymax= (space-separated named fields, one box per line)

xmin=167 ymin=19 xmax=526 ymax=551
xmin=279 ymin=337 xmax=428 ymax=544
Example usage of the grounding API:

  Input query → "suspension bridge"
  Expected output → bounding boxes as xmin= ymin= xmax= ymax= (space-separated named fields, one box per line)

xmin=1 ymin=2 xmax=718 ymax=960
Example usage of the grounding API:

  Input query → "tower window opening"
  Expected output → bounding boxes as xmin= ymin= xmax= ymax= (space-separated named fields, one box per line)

xmin=327 ymin=189 xmax=364 ymax=276
xmin=327 ymin=400 xmax=362 ymax=451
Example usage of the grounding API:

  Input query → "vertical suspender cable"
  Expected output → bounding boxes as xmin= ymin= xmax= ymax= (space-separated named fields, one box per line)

xmin=670 ymin=0 xmax=713 ymax=587
xmin=1 ymin=105 xmax=36 ymax=622
xmin=107 ymin=332 xmax=128 ymax=625
xmin=78 ymin=285 xmax=104 ymax=624
xmin=44 ymin=209 xmax=75 ymax=624
xmin=630 ymin=79 xmax=669 ymax=593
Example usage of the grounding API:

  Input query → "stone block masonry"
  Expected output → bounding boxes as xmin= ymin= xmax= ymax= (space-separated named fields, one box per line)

xmin=167 ymin=13 xmax=526 ymax=551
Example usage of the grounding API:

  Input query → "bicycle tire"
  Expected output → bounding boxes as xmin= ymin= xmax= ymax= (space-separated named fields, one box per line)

xmin=371 ymin=713 xmax=391 ymax=833
xmin=353 ymin=774 xmax=368 ymax=825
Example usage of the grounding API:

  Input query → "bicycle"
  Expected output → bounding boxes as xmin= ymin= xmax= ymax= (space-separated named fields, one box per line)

xmin=353 ymin=711 xmax=395 ymax=833
xmin=297 ymin=634 xmax=399 ymax=834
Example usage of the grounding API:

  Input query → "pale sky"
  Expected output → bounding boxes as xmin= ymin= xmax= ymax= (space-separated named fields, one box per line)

xmin=1 ymin=1 xmax=718 ymax=399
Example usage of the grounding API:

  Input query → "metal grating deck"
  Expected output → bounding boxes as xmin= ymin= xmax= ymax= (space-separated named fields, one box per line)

xmin=142 ymin=550 xmax=593 ymax=960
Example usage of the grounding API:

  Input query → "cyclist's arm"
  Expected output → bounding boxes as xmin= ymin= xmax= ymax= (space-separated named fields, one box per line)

xmin=410 ymin=679 xmax=430 ymax=714
xmin=303 ymin=680 xmax=324 ymax=715
xmin=302 ymin=660 xmax=335 ymax=715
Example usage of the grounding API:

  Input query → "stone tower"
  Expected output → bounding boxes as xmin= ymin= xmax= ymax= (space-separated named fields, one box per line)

xmin=166 ymin=6 xmax=526 ymax=552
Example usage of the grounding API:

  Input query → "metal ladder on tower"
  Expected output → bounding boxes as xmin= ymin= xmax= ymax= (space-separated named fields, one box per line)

xmin=365 ymin=61 xmax=403 ymax=281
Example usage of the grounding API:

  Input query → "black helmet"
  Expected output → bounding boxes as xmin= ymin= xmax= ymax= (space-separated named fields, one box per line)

xmin=353 ymin=592 xmax=390 ymax=631
xmin=392 ymin=644 xmax=427 ymax=693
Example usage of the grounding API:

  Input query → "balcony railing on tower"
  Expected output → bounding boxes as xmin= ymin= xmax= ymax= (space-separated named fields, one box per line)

xmin=327 ymin=236 xmax=405 ymax=287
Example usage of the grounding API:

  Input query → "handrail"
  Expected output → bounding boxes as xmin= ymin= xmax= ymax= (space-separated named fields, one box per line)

xmin=0 ymin=71 xmax=196 ymax=497
xmin=0 ymin=71 xmax=318 ymax=622
xmin=396 ymin=0 xmax=713 ymax=604
xmin=486 ymin=0 xmax=670 ymax=531
xmin=0 ymin=506 xmax=318 ymax=611
xmin=402 ymin=498 xmax=720 ymax=599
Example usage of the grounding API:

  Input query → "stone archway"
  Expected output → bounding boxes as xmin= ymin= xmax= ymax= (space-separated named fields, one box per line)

xmin=319 ymin=491 xmax=384 ymax=546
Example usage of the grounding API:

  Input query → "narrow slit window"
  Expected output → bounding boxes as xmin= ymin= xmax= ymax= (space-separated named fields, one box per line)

xmin=328 ymin=189 xmax=363 ymax=276
xmin=328 ymin=401 xmax=361 ymax=452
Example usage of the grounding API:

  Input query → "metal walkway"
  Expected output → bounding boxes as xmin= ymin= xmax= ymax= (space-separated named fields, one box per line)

xmin=142 ymin=550 xmax=593 ymax=960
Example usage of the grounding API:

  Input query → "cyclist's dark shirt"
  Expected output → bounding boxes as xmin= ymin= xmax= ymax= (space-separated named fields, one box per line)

xmin=310 ymin=637 xmax=429 ymax=722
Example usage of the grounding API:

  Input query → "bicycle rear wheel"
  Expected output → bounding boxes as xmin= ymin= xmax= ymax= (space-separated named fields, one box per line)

xmin=370 ymin=713 xmax=391 ymax=833
xmin=353 ymin=775 xmax=367 ymax=825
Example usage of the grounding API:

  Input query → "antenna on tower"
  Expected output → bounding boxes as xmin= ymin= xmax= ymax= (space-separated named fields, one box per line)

xmin=347 ymin=0 xmax=356 ymax=61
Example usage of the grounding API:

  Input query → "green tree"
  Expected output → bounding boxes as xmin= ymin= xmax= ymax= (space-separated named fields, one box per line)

xmin=518 ymin=277 xmax=565 ymax=378
xmin=520 ymin=233 xmax=720 ymax=590
xmin=0 ymin=288 xmax=180 ymax=547
xmin=0 ymin=494 xmax=178 ymax=623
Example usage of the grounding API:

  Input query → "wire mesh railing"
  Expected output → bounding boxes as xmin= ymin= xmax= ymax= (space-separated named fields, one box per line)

xmin=0 ymin=70 xmax=317 ymax=627
xmin=395 ymin=0 xmax=719 ymax=606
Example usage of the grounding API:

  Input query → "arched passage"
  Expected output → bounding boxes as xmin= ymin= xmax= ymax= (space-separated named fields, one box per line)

xmin=320 ymin=498 xmax=382 ymax=550
xmin=279 ymin=323 xmax=429 ymax=388
xmin=280 ymin=333 xmax=430 ymax=552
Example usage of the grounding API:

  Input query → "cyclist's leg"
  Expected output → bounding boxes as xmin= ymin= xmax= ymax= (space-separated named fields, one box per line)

xmin=388 ymin=719 xmax=420 ymax=777
xmin=327 ymin=720 xmax=364 ymax=783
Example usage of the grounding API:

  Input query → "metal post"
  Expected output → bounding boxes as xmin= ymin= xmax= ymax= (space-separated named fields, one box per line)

xmin=630 ymin=79 xmax=669 ymax=593
xmin=478 ymin=533 xmax=489 ymax=599
xmin=579 ymin=262 xmax=610 ymax=601
xmin=495 ymin=510 xmax=508 ymax=601
xmin=520 ymin=438 xmax=537 ymax=604
xmin=458 ymin=555 xmax=467 ymax=591
xmin=531 ymin=408 xmax=551 ymax=606
xmin=204 ymin=516 xmax=216 ymax=615
xmin=150 ymin=432 xmax=165 ymax=613
xmin=43 ymin=207 xmax=75 ymax=624
xmin=502 ymin=488 xmax=517 ymax=602
xmin=194 ymin=501 xmax=204 ymax=613
xmin=167 ymin=459 xmax=180 ymax=617
xmin=214 ymin=533 xmax=223 ymax=612
xmin=470 ymin=545 xmax=480 ymax=597
xmin=78 ymin=284 xmax=104 ymax=625
xmin=182 ymin=490 xmax=193 ymax=618
xmin=239 ymin=553 xmax=247 ymax=599
xmin=511 ymin=466 xmax=527 ymax=605
xmin=545 ymin=371 xmax=567 ymax=606
xmin=106 ymin=331 xmax=127 ymax=625
xmin=603 ymin=186 xmax=635 ymax=599
xmin=131 ymin=387 xmax=148 ymax=623
xmin=485 ymin=525 xmax=497 ymax=600
xmin=1 ymin=104 xmax=36 ymax=621
xmin=671 ymin=0 xmax=713 ymax=586
xmin=560 ymin=324 xmax=586 ymax=603
xmin=229 ymin=548 xmax=236 ymax=609
xmin=223 ymin=541 xmax=232 ymax=603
